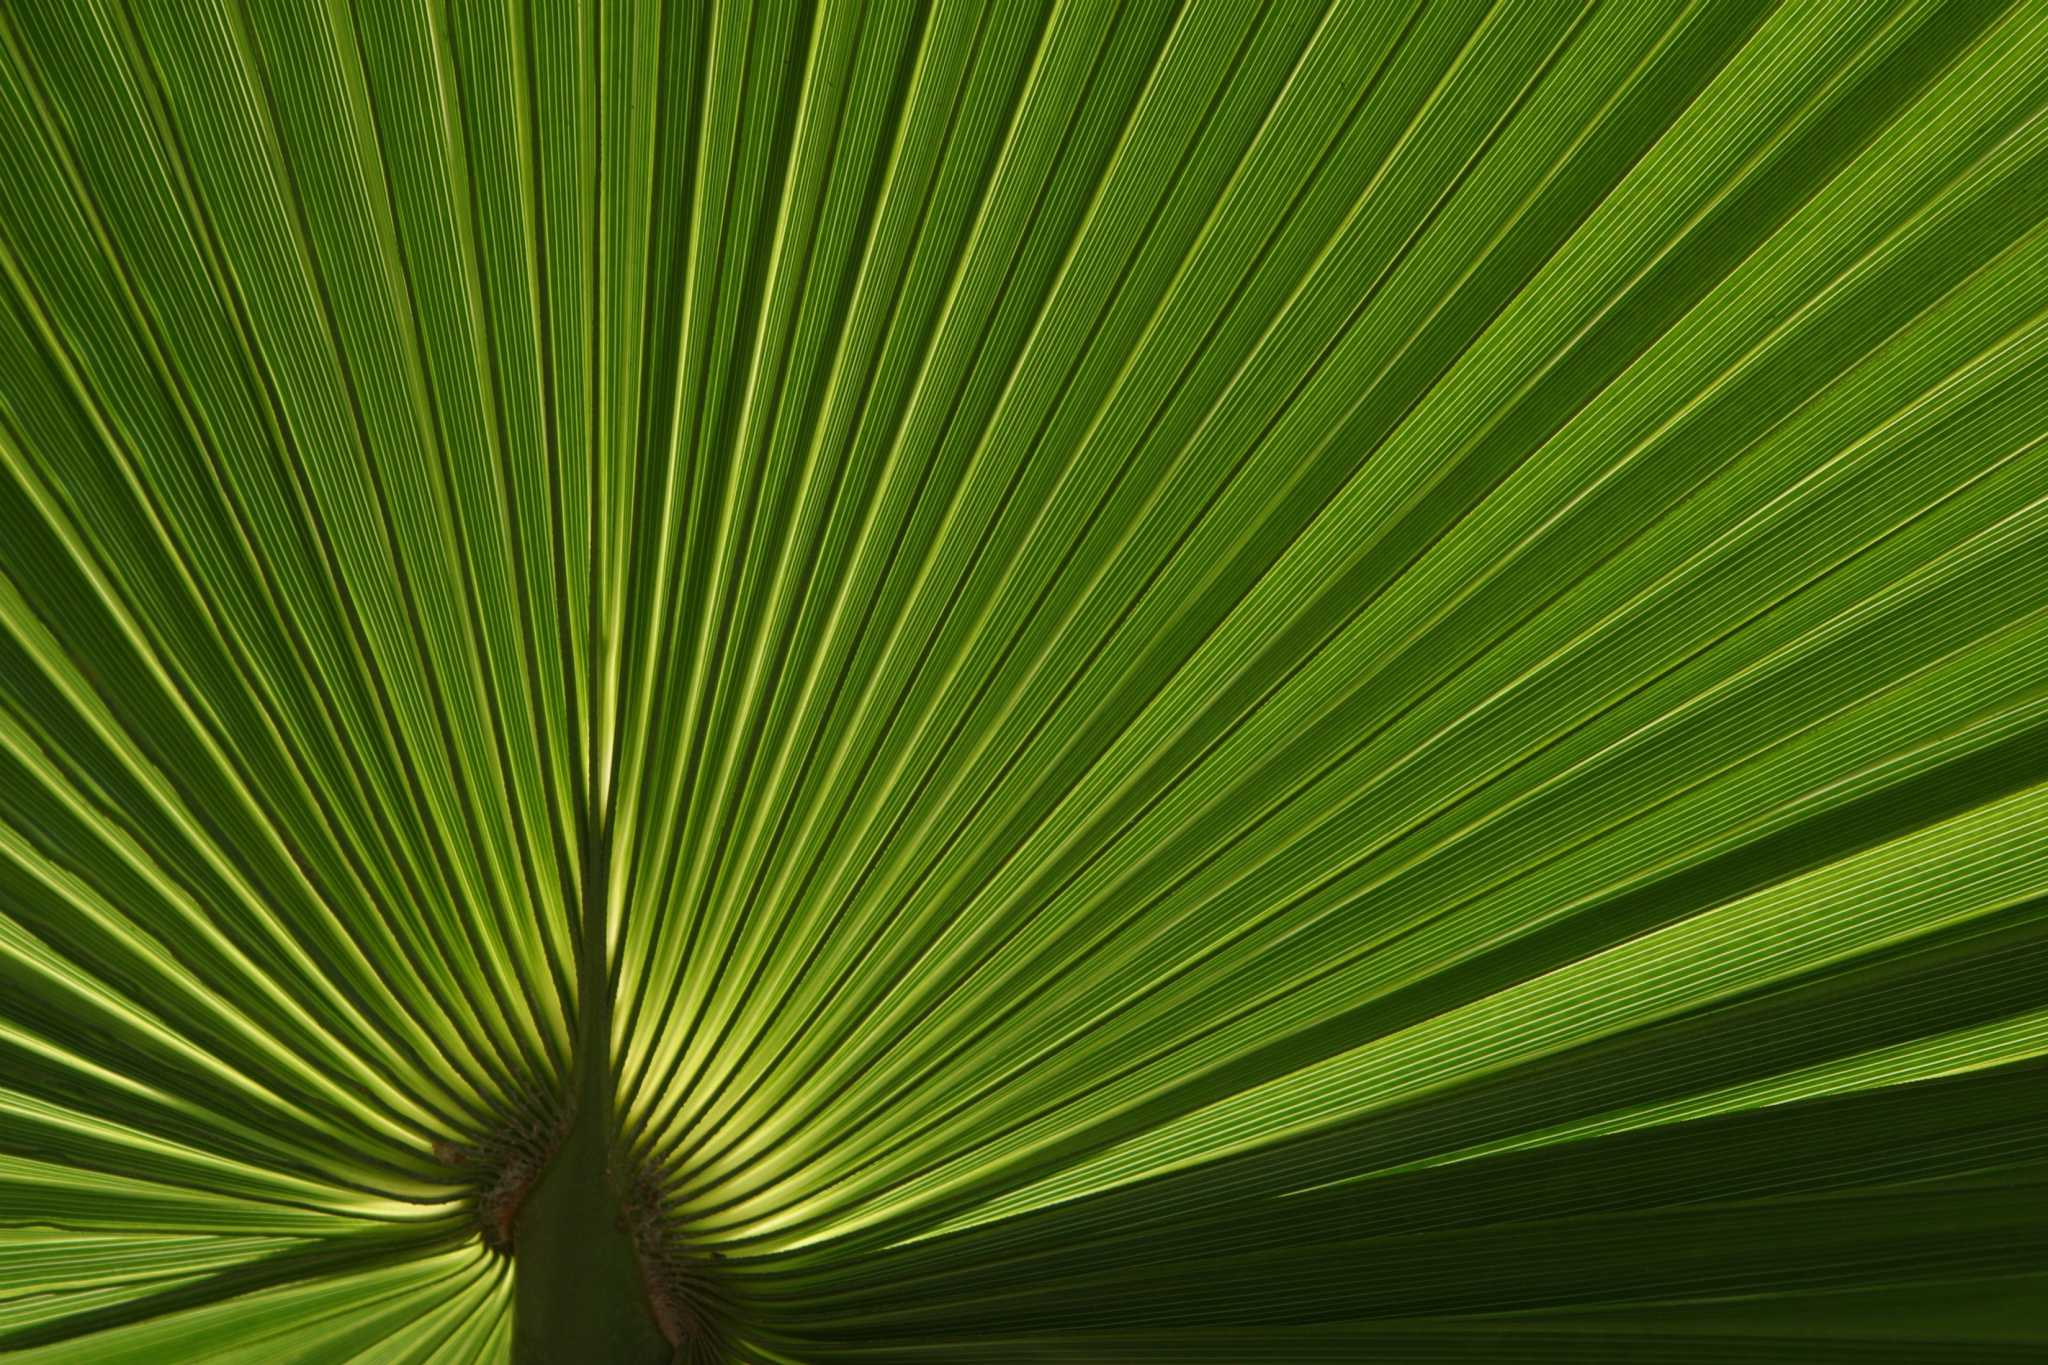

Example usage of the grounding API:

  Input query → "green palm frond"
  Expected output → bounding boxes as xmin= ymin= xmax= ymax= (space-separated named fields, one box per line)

xmin=2 ymin=0 xmax=2046 ymax=1359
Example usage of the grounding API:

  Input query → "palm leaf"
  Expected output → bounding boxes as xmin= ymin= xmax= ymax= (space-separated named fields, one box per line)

xmin=2 ymin=0 xmax=2046 ymax=1359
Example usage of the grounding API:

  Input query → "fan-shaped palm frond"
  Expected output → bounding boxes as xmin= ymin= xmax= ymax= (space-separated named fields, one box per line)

xmin=2 ymin=0 xmax=2047 ymax=1360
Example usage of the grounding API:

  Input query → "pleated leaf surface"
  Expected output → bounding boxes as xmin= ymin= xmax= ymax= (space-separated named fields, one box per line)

xmin=1 ymin=0 xmax=2046 ymax=1359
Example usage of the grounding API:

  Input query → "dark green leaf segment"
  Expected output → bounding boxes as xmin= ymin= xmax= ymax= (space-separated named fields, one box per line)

xmin=2 ymin=0 xmax=2047 ymax=1360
